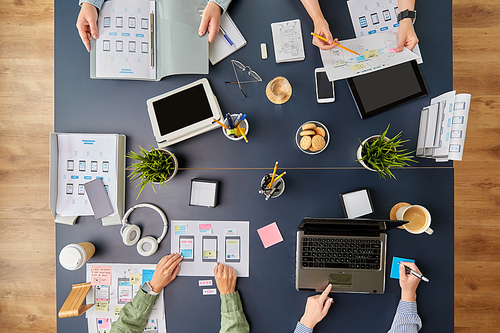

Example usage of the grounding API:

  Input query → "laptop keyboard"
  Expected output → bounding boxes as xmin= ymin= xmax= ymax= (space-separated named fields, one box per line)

xmin=301 ymin=237 xmax=381 ymax=270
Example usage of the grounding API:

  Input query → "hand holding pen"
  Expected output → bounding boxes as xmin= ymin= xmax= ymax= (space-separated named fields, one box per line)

xmin=399 ymin=262 xmax=426 ymax=302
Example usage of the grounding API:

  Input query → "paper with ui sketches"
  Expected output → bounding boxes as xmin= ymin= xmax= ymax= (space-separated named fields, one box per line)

xmin=56 ymin=134 xmax=119 ymax=217
xmin=271 ymin=19 xmax=305 ymax=63
xmin=96 ymin=0 xmax=156 ymax=80
xmin=320 ymin=32 xmax=418 ymax=81
xmin=209 ymin=13 xmax=246 ymax=65
xmin=346 ymin=0 xmax=422 ymax=63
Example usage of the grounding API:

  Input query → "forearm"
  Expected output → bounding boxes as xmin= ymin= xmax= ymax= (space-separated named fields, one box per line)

xmin=110 ymin=290 xmax=159 ymax=333
xmin=79 ymin=0 xmax=105 ymax=10
xmin=387 ymin=300 xmax=422 ymax=333
xmin=300 ymin=0 xmax=327 ymax=24
xmin=210 ymin=0 xmax=231 ymax=13
xmin=219 ymin=291 xmax=250 ymax=333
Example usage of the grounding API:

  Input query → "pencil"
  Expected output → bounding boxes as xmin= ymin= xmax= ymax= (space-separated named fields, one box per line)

xmin=237 ymin=125 xmax=248 ymax=143
xmin=271 ymin=171 xmax=286 ymax=185
xmin=213 ymin=118 xmax=230 ymax=130
xmin=310 ymin=32 xmax=360 ymax=55
xmin=268 ymin=161 xmax=278 ymax=189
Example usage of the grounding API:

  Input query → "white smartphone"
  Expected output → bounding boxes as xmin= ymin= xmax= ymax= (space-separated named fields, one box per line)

xmin=225 ymin=236 xmax=240 ymax=262
xmin=315 ymin=68 xmax=335 ymax=103
xmin=202 ymin=236 xmax=217 ymax=262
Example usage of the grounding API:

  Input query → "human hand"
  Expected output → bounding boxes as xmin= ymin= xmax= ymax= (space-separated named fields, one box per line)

xmin=149 ymin=253 xmax=183 ymax=293
xmin=198 ymin=1 xmax=222 ymax=43
xmin=311 ymin=18 xmax=338 ymax=51
xmin=76 ymin=2 xmax=99 ymax=52
xmin=214 ymin=262 xmax=237 ymax=295
xmin=399 ymin=262 xmax=421 ymax=302
xmin=299 ymin=284 xmax=334 ymax=329
xmin=396 ymin=19 xmax=419 ymax=52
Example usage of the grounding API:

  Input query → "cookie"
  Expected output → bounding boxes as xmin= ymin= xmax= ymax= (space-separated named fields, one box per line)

xmin=302 ymin=123 xmax=316 ymax=131
xmin=309 ymin=145 xmax=320 ymax=152
xmin=300 ymin=136 xmax=312 ymax=150
xmin=314 ymin=127 xmax=326 ymax=137
xmin=300 ymin=130 xmax=316 ymax=136
xmin=311 ymin=135 xmax=326 ymax=150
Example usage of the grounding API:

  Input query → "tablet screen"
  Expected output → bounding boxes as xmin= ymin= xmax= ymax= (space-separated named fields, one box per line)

xmin=152 ymin=84 xmax=213 ymax=136
xmin=348 ymin=60 xmax=427 ymax=119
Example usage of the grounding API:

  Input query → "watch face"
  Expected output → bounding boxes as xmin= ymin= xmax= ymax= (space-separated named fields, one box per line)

xmin=141 ymin=282 xmax=152 ymax=293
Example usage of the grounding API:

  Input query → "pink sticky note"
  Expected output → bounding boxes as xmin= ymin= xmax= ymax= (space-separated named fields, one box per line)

xmin=199 ymin=224 xmax=211 ymax=229
xmin=98 ymin=318 xmax=111 ymax=330
xmin=257 ymin=222 xmax=284 ymax=248
xmin=91 ymin=265 xmax=112 ymax=286
xmin=389 ymin=48 xmax=397 ymax=53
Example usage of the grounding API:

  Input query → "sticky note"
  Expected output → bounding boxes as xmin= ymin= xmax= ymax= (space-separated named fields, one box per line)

xmin=174 ymin=224 xmax=187 ymax=235
xmin=389 ymin=48 xmax=397 ymax=53
xmin=95 ymin=300 xmax=109 ymax=312
xmin=203 ymin=288 xmax=217 ymax=295
xmin=97 ymin=318 xmax=111 ymax=330
xmin=390 ymin=257 xmax=415 ymax=279
xmin=199 ymin=224 xmax=212 ymax=234
xmin=349 ymin=63 xmax=366 ymax=71
xmin=198 ymin=279 xmax=213 ymax=287
xmin=114 ymin=306 xmax=123 ymax=317
xmin=129 ymin=274 xmax=142 ymax=285
xmin=363 ymin=49 xmax=379 ymax=59
xmin=224 ymin=228 xmax=238 ymax=235
xmin=257 ymin=222 xmax=284 ymax=248
xmin=142 ymin=269 xmax=155 ymax=283
xmin=91 ymin=266 xmax=112 ymax=286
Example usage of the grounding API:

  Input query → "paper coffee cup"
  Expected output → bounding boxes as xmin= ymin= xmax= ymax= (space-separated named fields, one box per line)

xmin=59 ymin=242 xmax=95 ymax=270
xmin=396 ymin=205 xmax=433 ymax=235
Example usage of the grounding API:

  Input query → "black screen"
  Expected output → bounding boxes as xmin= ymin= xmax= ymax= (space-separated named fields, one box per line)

xmin=152 ymin=84 xmax=213 ymax=136
xmin=316 ymin=71 xmax=333 ymax=99
xmin=349 ymin=61 xmax=427 ymax=118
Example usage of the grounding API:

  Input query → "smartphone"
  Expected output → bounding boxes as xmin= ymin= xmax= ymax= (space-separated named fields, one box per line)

xmin=179 ymin=236 xmax=194 ymax=262
xmin=315 ymin=68 xmax=335 ymax=103
xmin=202 ymin=236 xmax=218 ymax=262
xmin=382 ymin=9 xmax=391 ymax=21
xmin=371 ymin=13 xmax=380 ymax=25
xmin=117 ymin=278 xmax=133 ymax=304
xmin=359 ymin=16 xmax=368 ymax=28
xmin=84 ymin=178 xmax=114 ymax=219
xmin=225 ymin=236 xmax=240 ymax=262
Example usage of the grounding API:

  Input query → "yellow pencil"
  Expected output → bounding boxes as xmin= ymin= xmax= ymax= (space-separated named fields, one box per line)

xmin=271 ymin=171 xmax=286 ymax=185
xmin=310 ymin=32 xmax=360 ymax=55
xmin=213 ymin=118 xmax=230 ymax=130
xmin=268 ymin=161 xmax=278 ymax=189
xmin=237 ymin=125 xmax=248 ymax=143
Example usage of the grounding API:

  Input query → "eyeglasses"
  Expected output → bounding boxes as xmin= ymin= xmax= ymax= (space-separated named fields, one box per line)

xmin=226 ymin=60 xmax=262 ymax=97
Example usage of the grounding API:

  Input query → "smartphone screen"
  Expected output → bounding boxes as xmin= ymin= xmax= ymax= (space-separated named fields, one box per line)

xmin=383 ymin=9 xmax=391 ymax=21
xmin=371 ymin=13 xmax=380 ymax=25
xmin=202 ymin=236 xmax=217 ymax=262
xmin=225 ymin=236 xmax=240 ymax=262
xmin=316 ymin=71 xmax=334 ymax=100
xmin=179 ymin=236 xmax=194 ymax=261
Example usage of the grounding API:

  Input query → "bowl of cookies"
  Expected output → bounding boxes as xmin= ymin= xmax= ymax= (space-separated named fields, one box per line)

xmin=296 ymin=121 xmax=329 ymax=155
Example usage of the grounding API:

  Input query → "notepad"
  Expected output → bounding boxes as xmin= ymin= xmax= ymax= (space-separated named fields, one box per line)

xmin=390 ymin=257 xmax=415 ymax=279
xmin=209 ymin=13 xmax=247 ymax=65
xmin=271 ymin=19 xmax=305 ymax=63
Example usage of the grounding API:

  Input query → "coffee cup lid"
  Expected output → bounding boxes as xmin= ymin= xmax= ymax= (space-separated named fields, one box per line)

xmin=59 ymin=246 xmax=83 ymax=270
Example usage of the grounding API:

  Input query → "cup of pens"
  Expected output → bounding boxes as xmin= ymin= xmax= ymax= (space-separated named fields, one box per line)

xmin=221 ymin=113 xmax=249 ymax=142
xmin=259 ymin=162 xmax=286 ymax=200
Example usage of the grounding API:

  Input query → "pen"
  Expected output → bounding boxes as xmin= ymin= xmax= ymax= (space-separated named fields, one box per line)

xmin=213 ymin=118 xmax=230 ymax=130
xmin=234 ymin=114 xmax=246 ymax=127
xmin=310 ymin=32 xmax=360 ymax=55
xmin=219 ymin=26 xmax=235 ymax=48
xmin=150 ymin=13 xmax=155 ymax=68
xmin=233 ymin=113 xmax=243 ymax=126
xmin=226 ymin=113 xmax=234 ymax=129
xmin=400 ymin=263 xmax=429 ymax=282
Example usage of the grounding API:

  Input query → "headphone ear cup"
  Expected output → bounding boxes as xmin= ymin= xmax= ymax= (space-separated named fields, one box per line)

xmin=122 ymin=224 xmax=141 ymax=246
xmin=137 ymin=236 xmax=159 ymax=257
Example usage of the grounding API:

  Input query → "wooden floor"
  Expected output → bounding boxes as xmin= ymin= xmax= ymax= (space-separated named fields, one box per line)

xmin=0 ymin=0 xmax=498 ymax=332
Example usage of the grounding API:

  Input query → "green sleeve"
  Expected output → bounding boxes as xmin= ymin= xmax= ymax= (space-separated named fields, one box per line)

xmin=219 ymin=291 xmax=250 ymax=333
xmin=110 ymin=289 xmax=159 ymax=333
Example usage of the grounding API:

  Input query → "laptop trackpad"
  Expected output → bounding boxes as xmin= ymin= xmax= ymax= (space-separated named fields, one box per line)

xmin=328 ymin=274 xmax=352 ymax=289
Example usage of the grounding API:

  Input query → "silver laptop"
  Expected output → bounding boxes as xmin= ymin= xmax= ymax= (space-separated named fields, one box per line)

xmin=295 ymin=217 xmax=407 ymax=294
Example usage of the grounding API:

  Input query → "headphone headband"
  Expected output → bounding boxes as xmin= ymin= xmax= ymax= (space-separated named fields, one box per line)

xmin=121 ymin=203 xmax=168 ymax=244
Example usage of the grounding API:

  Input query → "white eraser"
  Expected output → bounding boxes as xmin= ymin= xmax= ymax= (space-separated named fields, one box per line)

xmin=198 ymin=279 xmax=213 ymax=287
xmin=203 ymin=288 xmax=217 ymax=295
xmin=261 ymin=43 xmax=268 ymax=59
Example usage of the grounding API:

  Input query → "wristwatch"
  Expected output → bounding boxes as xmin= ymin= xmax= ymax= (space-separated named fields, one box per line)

xmin=141 ymin=281 xmax=160 ymax=296
xmin=397 ymin=9 xmax=416 ymax=23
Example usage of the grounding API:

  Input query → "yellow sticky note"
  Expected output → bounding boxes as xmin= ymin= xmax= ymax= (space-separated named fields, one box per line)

xmin=363 ymin=49 xmax=379 ymax=59
xmin=175 ymin=225 xmax=180 ymax=231
xmin=129 ymin=274 xmax=142 ymax=285
xmin=114 ymin=306 xmax=123 ymax=317
xmin=95 ymin=300 xmax=109 ymax=312
xmin=203 ymin=250 xmax=216 ymax=258
xmin=349 ymin=64 xmax=366 ymax=71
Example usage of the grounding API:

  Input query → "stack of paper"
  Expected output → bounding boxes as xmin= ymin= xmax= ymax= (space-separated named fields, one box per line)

xmin=271 ymin=19 xmax=305 ymax=63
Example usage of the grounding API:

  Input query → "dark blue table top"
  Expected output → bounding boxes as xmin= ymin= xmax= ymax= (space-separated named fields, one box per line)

xmin=55 ymin=0 xmax=453 ymax=332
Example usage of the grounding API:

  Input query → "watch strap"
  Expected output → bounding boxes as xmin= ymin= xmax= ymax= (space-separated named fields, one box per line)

xmin=141 ymin=281 xmax=160 ymax=296
xmin=397 ymin=9 xmax=416 ymax=22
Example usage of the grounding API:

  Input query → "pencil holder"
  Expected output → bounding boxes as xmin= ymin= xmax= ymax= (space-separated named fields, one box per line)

xmin=222 ymin=114 xmax=249 ymax=141
xmin=260 ymin=173 xmax=285 ymax=199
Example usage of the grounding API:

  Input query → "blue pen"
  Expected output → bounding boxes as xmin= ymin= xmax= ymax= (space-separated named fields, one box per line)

xmin=219 ymin=26 xmax=235 ymax=48
xmin=233 ymin=113 xmax=242 ymax=126
xmin=226 ymin=113 xmax=234 ymax=128
xmin=234 ymin=114 xmax=246 ymax=127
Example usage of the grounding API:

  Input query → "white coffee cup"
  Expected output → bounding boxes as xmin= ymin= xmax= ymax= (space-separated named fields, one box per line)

xmin=59 ymin=242 xmax=95 ymax=270
xmin=396 ymin=205 xmax=433 ymax=235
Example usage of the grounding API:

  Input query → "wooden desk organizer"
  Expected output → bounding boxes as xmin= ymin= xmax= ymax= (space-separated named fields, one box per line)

xmin=58 ymin=282 xmax=94 ymax=318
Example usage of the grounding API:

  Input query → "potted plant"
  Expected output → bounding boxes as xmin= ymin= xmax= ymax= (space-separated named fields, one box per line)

xmin=356 ymin=125 xmax=417 ymax=180
xmin=126 ymin=146 xmax=178 ymax=198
